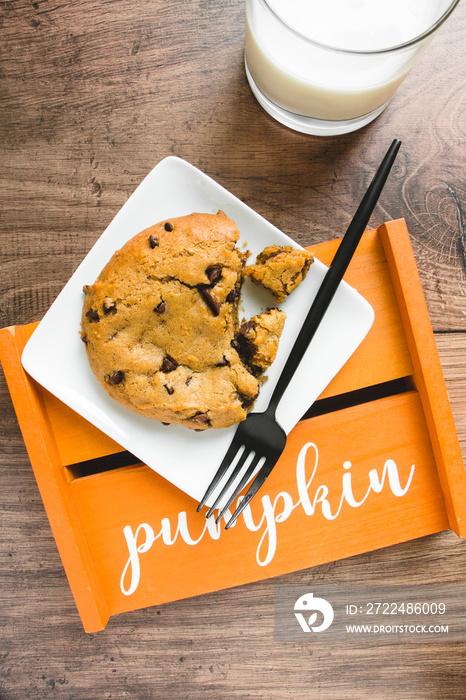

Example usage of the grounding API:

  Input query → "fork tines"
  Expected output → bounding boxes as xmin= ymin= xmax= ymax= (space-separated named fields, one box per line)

xmin=197 ymin=445 xmax=265 ymax=526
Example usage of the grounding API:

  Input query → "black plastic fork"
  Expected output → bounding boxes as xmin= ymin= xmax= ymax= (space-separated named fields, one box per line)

xmin=197 ymin=139 xmax=401 ymax=529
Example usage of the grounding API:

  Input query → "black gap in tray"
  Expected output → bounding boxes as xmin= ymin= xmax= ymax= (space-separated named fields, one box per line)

xmin=301 ymin=377 xmax=410 ymax=421
xmin=69 ymin=450 xmax=142 ymax=479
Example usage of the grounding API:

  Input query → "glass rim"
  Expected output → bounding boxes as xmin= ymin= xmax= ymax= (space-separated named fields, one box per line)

xmin=258 ymin=0 xmax=461 ymax=55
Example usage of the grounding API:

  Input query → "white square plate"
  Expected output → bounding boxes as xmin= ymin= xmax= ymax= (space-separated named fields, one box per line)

xmin=21 ymin=157 xmax=374 ymax=505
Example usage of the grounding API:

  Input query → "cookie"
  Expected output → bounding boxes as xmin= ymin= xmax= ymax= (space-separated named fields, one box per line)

xmin=81 ymin=211 xmax=286 ymax=431
xmin=244 ymin=245 xmax=313 ymax=303
xmin=237 ymin=308 xmax=286 ymax=377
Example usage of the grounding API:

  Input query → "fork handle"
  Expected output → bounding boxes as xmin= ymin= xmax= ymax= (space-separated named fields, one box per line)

xmin=266 ymin=139 xmax=401 ymax=416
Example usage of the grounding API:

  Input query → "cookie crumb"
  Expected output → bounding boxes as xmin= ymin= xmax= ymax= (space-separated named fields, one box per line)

xmin=244 ymin=245 xmax=313 ymax=303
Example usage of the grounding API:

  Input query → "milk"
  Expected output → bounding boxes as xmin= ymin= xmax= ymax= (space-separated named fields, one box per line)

xmin=266 ymin=0 xmax=437 ymax=52
xmin=245 ymin=0 xmax=443 ymax=122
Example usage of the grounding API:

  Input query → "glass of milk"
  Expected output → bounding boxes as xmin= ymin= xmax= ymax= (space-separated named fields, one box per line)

xmin=245 ymin=0 xmax=460 ymax=135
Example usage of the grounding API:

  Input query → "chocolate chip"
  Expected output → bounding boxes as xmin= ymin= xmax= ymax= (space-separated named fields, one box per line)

xmin=262 ymin=249 xmax=282 ymax=261
xmin=164 ymin=385 xmax=174 ymax=395
xmin=238 ymin=391 xmax=257 ymax=408
xmin=191 ymin=412 xmax=210 ymax=425
xmin=107 ymin=370 xmax=124 ymax=385
xmin=161 ymin=355 xmax=177 ymax=373
xmin=185 ymin=376 xmax=192 ymax=386
xmin=81 ymin=334 xmax=88 ymax=344
xmin=206 ymin=266 xmax=222 ymax=285
xmin=103 ymin=298 xmax=117 ymax=315
xmin=198 ymin=285 xmax=221 ymax=316
xmin=226 ymin=286 xmax=239 ymax=303
xmin=236 ymin=326 xmax=260 ymax=376
xmin=215 ymin=355 xmax=230 ymax=367
xmin=149 ymin=234 xmax=159 ymax=248
xmin=86 ymin=308 xmax=100 ymax=323
xmin=153 ymin=301 xmax=166 ymax=313
xmin=239 ymin=321 xmax=254 ymax=337
xmin=164 ymin=222 xmax=173 ymax=232
xmin=248 ymin=364 xmax=263 ymax=378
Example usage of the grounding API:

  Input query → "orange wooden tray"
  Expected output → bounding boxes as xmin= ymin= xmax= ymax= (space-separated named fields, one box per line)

xmin=1 ymin=219 xmax=465 ymax=633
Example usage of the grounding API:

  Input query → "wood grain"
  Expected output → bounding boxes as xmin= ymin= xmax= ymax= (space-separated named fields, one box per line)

xmin=1 ymin=0 xmax=465 ymax=698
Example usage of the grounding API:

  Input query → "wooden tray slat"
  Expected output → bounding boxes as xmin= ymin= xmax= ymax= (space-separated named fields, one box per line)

xmin=379 ymin=222 xmax=466 ymax=535
xmin=0 ymin=325 xmax=110 ymax=631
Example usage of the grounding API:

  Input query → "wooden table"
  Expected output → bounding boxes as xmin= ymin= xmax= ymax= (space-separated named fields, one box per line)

xmin=1 ymin=1 xmax=465 ymax=698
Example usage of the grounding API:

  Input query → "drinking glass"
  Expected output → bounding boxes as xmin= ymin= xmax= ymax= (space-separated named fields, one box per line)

xmin=245 ymin=0 xmax=460 ymax=135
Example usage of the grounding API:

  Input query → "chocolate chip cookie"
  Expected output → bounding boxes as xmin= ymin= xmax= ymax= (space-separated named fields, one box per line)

xmin=81 ymin=211 xmax=286 ymax=430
